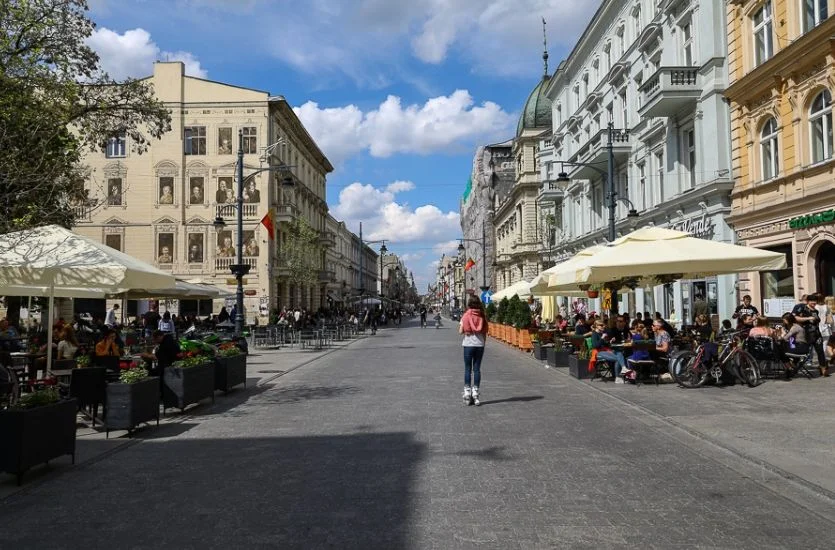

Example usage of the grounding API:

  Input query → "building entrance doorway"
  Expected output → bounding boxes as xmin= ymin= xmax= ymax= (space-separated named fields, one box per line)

xmin=815 ymin=240 xmax=835 ymax=296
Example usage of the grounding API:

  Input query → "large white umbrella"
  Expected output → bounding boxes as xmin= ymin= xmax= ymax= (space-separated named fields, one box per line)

xmin=532 ymin=245 xmax=606 ymax=295
xmin=0 ymin=225 xmax=176 ymax=368
xmin=492 ymin=279 xmax=533 ymax=301
xmin=549 ymin=226 xmax=787 ymax=289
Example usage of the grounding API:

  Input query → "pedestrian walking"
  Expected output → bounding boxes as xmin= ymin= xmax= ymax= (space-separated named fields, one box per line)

xmin=459 ymin=295 xmax=488 ymax=406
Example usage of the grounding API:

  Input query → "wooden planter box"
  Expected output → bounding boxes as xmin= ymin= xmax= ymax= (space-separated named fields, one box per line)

xmin=105 ymin=377 xmax=160 ymax=437
xmin=215 ymin=354 xmax=247 ymax=393
xmin=532 ymin=342 xmax=548 ymax=360
xmin=518 ymin=329 xmax=533 ymax=351
xmin=163 ymin=363 xmax=216 ymax=412
xmin=568 ymin=355 xmax=591 ymax=379
xmin=510 ymin=327 xmax=518 ymax=347
xmin=0 ymin=399 xmax=77 ymax=485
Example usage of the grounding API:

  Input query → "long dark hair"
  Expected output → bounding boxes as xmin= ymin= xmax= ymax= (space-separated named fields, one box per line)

xmin=467 ymin=294 xmax=484 ymax=314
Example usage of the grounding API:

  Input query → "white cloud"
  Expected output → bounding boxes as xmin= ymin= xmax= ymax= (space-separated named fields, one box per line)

xmin=386 ymin=181 xmax=416 ymax=193
xmin=433 ymin=240 xmax=461 ymax=255
xmin=295 ymin=91 xmax=514 ymax=166
xmin=86 ymin=27 xmax=207 ymax=81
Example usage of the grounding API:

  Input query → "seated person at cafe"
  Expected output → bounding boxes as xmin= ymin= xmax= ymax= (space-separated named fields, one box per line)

xmin=747 ymin=316 xmax=773 ymax=339
xmin=629 ymin=324 xmax=652 ymax=361
xmin=736 ymin=313 xmax=755 ymax=333
xmin=30 ymin=326 xmax=61 ymax=380
xmin=651 ymin=319 xmax=671 ymax=357
xmin=606 ymin=315 xmax=631 ymax=344
xmin=554 ymin=315 xmax=568 ymax=333
xmin=140 ymin=329 xmax=181 ymax=380
xmin=693 ymin=314 xmax=715 ymax=342
xmin=653 ymin=312 xmax=677 ymax=337
xmin=574 ymin=314 xmax=591 ymax=336
xmin=57 ymin=325 xmax=79 ymax=360
xmin=719 ymin=318 xmax=734 ymax=336
xmin=0 ymin=318 xmax=22 ymax=352
xmin=95 ymin=328 xmax=121 ymax=357
xmin=590 ymin=320 xmax=627 ymax=382
xmin=777 ymin=313 xmax=808 ymax=358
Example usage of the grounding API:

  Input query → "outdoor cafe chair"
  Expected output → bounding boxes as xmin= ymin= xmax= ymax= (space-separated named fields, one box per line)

xmin=69 ymin=367 xmax=107 ymax=426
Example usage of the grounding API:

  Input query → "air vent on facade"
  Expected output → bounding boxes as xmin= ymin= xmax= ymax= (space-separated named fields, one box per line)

xmin=247 ymin=109 xmax=255 ymax=113
xmin=225 ymin=109 xmax=233 ymax=114
xmin=202 ymin=110 xmax=211 ymax=114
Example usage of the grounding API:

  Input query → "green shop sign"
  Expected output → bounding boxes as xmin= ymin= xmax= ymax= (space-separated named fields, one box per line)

xmin=789 ymin=209 xmax=835 ymax=229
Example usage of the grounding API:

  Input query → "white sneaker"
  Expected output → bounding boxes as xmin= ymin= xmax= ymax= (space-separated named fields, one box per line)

xmin=614 ymin=377 xmax=624 ymax=384
xmin=472 ymin=387 xmax=480 ymax=406
xmin=463 ymin=386 xmax=472 ymax=405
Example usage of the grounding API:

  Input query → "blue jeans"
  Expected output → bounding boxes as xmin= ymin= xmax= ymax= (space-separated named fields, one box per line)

xmin=597 ymin=350 xmax=626 ymax=377
xmin=463 ymin=346 xmax=484 ymax=387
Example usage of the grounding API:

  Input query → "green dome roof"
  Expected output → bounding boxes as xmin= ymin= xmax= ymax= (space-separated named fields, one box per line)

xmin=516 ymin=75 xmax=552 ymax=136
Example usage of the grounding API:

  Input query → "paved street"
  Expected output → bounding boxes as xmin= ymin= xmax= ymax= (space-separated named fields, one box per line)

xmin=2 ymin=318 xmax=834 ymax=549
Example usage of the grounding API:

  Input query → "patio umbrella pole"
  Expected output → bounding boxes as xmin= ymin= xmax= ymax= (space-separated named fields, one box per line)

xmin=46 ymin=282 xmax=55 ymax=376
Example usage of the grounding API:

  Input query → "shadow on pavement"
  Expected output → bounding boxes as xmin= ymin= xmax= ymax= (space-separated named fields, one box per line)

xmin=0 ymin=432 xmax=426 ymax=549
xmin=454 ymin=446 xmax=516 ymax=461
xmin=478 ymin=395 xmax=544 ymax=406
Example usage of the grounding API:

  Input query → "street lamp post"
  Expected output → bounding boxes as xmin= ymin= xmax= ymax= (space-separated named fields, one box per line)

xmin=214 ymin=130 xmax=295 ymax=337
xmin=554 ymin=122 xmax=638 ymax=318
xmin=457 ymin=220 xmax=490 ymax=293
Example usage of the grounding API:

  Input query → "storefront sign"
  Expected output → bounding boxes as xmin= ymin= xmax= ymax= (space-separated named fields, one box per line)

xmin=789 ymin=209 xmax=835 ymax=229
xmin=670 ymin=212 xmax=715 ymax=239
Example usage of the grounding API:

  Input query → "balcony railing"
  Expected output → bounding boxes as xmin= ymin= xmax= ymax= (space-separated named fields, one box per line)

xmin=274 ymin=204 xmax=299 ymax=224
xmin=638 ymin=66 xmax=700 ymax=118
xmin=567 ymin=128 xmax=632 ymax=180
xmin=215 ymin=256 xmax=258 ymax=271
xmin=538 ymin=181 xmax=565 ymax=202
xmin=217 ymin=203 xmax=258 ymax=219
xmin=319 ymin=230 xmax=336 ymax=247
xmin=72 ymin=204 xmax=94 ymax=223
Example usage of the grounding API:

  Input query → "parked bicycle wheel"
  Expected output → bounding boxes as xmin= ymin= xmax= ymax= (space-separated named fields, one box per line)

xmin=733 ymin=349 xmax=761 ymax=387
xmin=674 ymin=351 xmax=709 ymax=388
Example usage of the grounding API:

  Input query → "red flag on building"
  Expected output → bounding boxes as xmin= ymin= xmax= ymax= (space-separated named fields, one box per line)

xmin=464 ymin=257 xmax=476 ymax=272
xmin=260 ymin=208 xmax=275 ymax=240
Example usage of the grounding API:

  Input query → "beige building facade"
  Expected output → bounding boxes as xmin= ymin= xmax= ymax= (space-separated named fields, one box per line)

xmin=725 ymin=1 xmax=835 ymax=312
xmin=75 ymin=61 xmax=340 ymax=319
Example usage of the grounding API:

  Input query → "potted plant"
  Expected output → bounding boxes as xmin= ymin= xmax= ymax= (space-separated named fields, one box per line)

xmin=0 ymin=388 xmax=77 ymax=485
xmin=75 ymin=355 xmax=91 ymax=368
xmin=513 ymin=298 xmax=534 ymax=352
xmin=531 ymin=333 xmax=548 ymax=360
xmin=485 ymin=302 xmax=497 ymax=338
xmin=214 ymin=342 xmax=247 ymax=394
xmin=105 ymin=366 xmax=160 ymax=438
xmin=163 ymin=353 xmax=216 ymax=413
xmin=548 ymin=338 xmax=571 ymax=368
xmin=568 ymin=340 xmax=592 ymax=379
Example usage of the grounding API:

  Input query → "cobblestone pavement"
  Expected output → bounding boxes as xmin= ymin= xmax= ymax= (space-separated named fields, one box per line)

xmin=1 ymin=319 xmax=833 ymax=549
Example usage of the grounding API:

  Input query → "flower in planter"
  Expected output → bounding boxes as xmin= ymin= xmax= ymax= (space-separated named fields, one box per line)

xmin=75 ymin=355 xmax=91 ymax=368
xmin=216 ymin=342 xmax=242 ymax=357
xmin=171 ymin=355 xmax=212 ymax=369
xmin=119 ymin=366 xmax=149 ymax=384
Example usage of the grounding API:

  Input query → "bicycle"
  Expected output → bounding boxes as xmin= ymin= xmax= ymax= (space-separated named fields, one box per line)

xmin=675 ymin=331 xmax=760 ymax=388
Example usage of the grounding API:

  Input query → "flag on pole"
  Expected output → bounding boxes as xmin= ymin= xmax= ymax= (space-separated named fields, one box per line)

xmin=464 ymin=257 xmax=476 ymax=272
xmin=260 ymin=208 xmax=275 ymax=240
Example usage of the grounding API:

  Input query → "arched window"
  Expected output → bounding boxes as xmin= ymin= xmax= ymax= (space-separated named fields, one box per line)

xmin=760 ymin=117 xmax=779 ymax=180
xmin=810 ymin=89 xmax=833 ymax=164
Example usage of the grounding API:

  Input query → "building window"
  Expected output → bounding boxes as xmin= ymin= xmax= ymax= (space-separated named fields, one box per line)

xmin=753 ymin=2 xmax=773 ymax=66
xmin=681 ymin=19 xmax=694 ymax=66
xmin=802 ymin=0 xmax=828 ymax=34
xmin=604 ymin=42 xmax=612 ymax=71
xmin=654 ymin=149 xmax=664 ymax=203
xmin=242 ymin=126 xmax=257 ymax=154
xmin=684 ymin=128 xmax=696 ymax=189
xmin=106 ymin=133 xmax=126 ymax=158
xmin=760 ymin=117 xmax=779 ymax=180
xmin=638 ymin=162 xmax=647 ymax=210
xmin=184 ymin=126 xmax=206 ymax=155
xmin=619 ymin=90 xmax=628 ymax=128
xmin=810 ymin=89 xmax=833 ymax=164
xmin=760 ymin=244 xmax=794 ymax=299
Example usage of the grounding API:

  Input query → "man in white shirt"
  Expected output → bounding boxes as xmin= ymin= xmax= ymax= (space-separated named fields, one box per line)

xmin=105 ymin=304 xmax=119 ymax=328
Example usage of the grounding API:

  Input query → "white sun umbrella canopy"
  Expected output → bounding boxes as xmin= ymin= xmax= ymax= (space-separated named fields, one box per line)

xmin=0 ymin=225 xmax=176 ymax=368
xmin=555 ymin=226 xmax=787 ymax=288
xmin=534 ymin=245 xmax=607 ymax=295
xmin=492 ymin=279 xmax=533 ymax=302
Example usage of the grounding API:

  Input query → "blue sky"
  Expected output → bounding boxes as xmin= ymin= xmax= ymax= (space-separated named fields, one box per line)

xmin=86 ymin=0 xmax=598 ymax=289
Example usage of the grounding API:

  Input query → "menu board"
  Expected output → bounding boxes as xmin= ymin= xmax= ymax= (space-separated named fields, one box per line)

xmin=762 ymin=298 xmax=796 ymax=317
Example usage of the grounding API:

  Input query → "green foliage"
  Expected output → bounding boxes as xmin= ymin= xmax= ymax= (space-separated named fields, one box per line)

xmin=496 ymin=297 xmax=510 ymax=324
xmin=577 ymin=339 xmax=591 ymax=360
xmin=13 ymin=387 xmax=60 ymax=409
xmin=279 ymin=217 xmax=320 ymax=289
xmin=172 ymin=356 xmax=211 ymax=369
xmin=0 ymin=0 xmax=172 ymax=233
xmin=75 ymin=354 xmax=91 ymax=368
xmin=217 ymin=342 xmax=242 ymax=357
xmin=485 ymin=302 xmax=497 ymax=322
xmin=119 ymin=366 xmax=149 ymax=384
xmin=506 ymin=295 xmax=532 ymax=329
